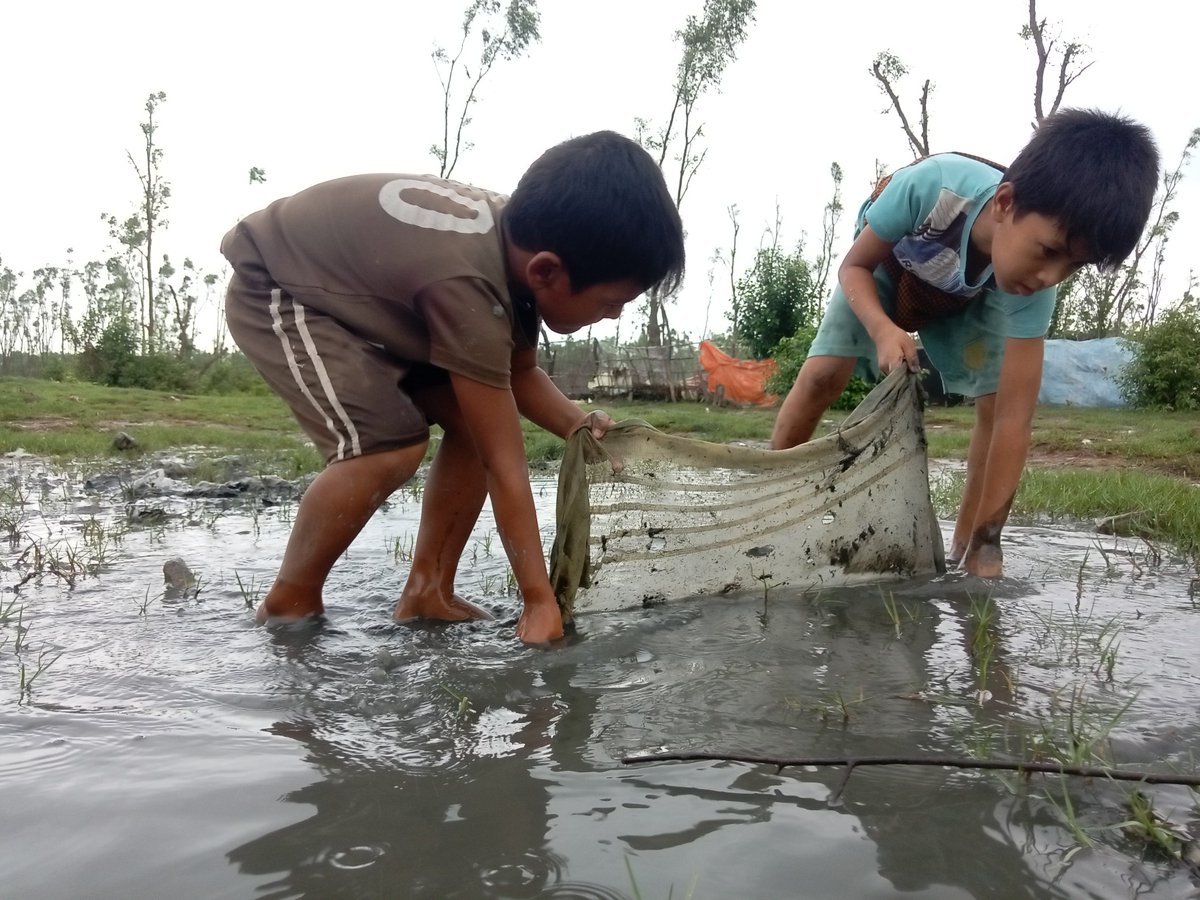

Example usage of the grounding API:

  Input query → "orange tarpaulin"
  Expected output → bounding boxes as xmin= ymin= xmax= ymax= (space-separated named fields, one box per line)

xmin=698 ymin=340 xmax=778 ymax=407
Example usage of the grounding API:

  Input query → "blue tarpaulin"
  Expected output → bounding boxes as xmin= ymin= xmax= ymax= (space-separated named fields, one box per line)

xmin=1038 ymin=338 xmax=1135 ymax=407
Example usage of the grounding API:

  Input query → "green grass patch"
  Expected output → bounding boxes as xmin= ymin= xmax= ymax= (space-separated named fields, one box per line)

xmin=934 ymin=466 xmax=1200 ymax=554
xmin=0 ymin=375 xmax=298 ymax=432
xmin=1015 ymin=468 xmax=1200 ymax=552
xmin=925 ymin=404 xmax=1200 ymax=478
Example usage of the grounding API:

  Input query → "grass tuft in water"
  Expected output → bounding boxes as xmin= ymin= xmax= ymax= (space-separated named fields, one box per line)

xmin=391 ymin=532 xmax=414 ymax=563
xmin=1030 ymin=685 xmax=1137 ymax=769
xmin=1043 ymin=779 xmax=1097 ymax=859
xmin=136 ymin=585 xmax=160 ymax=615
xmin=880 ymin=588 xmax=920 ymax=638
xmin=966 ymin=594 xmax=1000 ymax=704
xmin=18 ymin=645 xmax=63 ymax=701
xmin=233 ymin=570 xmax=264 ymax=610
xmin=1114 ymin=789 xmax=1191 ymax=863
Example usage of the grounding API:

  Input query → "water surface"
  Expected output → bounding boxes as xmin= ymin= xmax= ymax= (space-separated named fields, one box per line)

xmin=2 ymin=457 xmax=1198 ymax=899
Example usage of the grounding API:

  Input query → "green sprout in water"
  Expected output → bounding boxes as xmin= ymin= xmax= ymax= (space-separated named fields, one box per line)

xmin=807 ymin=687 xmax=867 ymax=724
xmin=1042 ymin=779 xmax=1096 ymax=862
xmin=0 ymin=596 xmax=22 ymax=626
xmin=136 ymin=585 xmax=161 ymax=615
xmin=392 ymin=533 xmax=414 ymax=563
xmin=438 ymin=683 xmax=474 ymax=717
xmin=967 ymin=593 xmax=999 ymax=704
xmin=1031 ymin=684 xmax=1137 ymax=769
xmin=880 ymin=589 xmax=919 ymax=638
xmin=233 ymin=570 xmax=264 ymax=610
xmin=1114 ymin=789 xmax=1190 ymax=862
xmin=18 ymin=645 xmax=63 ymax=702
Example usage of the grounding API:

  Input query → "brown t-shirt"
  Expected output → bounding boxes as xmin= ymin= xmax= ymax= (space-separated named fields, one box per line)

xmin=220 ymin=174 xmax=539 ymax=388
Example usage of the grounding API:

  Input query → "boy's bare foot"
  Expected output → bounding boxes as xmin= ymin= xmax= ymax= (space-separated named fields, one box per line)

xmin=516 ymin=600 xmax=565 ymax=644
xmin=962 ymin=541 xmax=1003 ymax=578
xmin=393 ymin=592 xmax=495 ymax=624
xmin=255 ymin=586 xmax=324 ymax=625
xmin=255 ymin=607 xmax=326 ymax=628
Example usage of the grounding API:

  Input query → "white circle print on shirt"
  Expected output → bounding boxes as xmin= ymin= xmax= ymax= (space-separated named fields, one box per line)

xmin=377 ymin=178 xmax=495 ymax=234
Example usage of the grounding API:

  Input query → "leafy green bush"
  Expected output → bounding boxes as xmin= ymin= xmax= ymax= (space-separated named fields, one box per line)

xmin=76 ymin=318 xmax=140 ymax=386
xmin=1118 ymin=296 xmax=1200 ymax=409
xmin=765 ymin=326 xmax=872 ymax=411
xmin=765 ymin=327 xmax=816 ymax=397
xmin=195 ymin=353 xmax=272 ymax=395
xmin=732 ymin=246 xmax=823 ymax=359
xmin=115 ymin=353 xmax=193 ymax=391
xmin=77 ymin=318 xmax=191 ymax=391
xmin=37 ymin=355 xmax=74 ymax=382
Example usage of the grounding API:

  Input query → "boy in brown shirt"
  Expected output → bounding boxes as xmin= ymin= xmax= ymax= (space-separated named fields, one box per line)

xmin=221 ymin=131 xmax=685 ymax=644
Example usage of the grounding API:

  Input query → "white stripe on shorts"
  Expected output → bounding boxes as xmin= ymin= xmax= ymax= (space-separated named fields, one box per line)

xmin=269 ymin=289 xmax=363 ymax=460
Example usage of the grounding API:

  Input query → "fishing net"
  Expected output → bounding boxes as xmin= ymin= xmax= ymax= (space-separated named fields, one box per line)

xmin=549 ymin=368 xmax=945 ymax=624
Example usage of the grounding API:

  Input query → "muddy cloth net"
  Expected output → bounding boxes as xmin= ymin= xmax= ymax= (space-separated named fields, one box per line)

xmin=549 ymin=369 xmax=945 ymax=624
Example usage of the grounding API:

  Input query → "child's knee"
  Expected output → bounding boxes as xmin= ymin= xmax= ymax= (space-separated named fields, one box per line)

xmin=339 ymin=442 xmax=427 ymax=495
xmin=799 ymin=358 xmax=854 ymax=403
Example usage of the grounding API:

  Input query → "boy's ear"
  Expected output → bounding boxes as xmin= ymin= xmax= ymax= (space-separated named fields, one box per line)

xmin=525 ymin=251 xmax=569 ymax=291
xmin=992 ymin=182 xmax=1017 ymax=219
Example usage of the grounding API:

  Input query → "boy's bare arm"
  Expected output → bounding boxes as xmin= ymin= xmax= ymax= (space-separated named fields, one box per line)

xmin=449 ymin=370 xmax=564 ymax=644
xmin=961 ymin=337 xmax=1045 ymax=577
xmin=509 ymin=348 xmax=610 ymax=439
xmin=841 ymin=226 xmax=920 ymax=374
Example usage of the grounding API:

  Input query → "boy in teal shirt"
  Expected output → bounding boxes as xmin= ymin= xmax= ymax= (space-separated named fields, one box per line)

xmin=772 ymin=109 xmax=1159 ymax=577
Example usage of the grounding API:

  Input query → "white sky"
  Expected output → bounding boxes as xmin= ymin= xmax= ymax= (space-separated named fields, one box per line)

xmin=2 ymin=0 xmax=1196 ymax=347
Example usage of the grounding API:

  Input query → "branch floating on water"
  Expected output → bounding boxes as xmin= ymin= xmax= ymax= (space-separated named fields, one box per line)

xmin=621 ymin=751 xmax=1200 ymax=805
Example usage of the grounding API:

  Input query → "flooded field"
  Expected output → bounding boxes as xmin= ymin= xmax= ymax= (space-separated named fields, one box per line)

xmin=2 ymin=452 xmax=1199 ymax=899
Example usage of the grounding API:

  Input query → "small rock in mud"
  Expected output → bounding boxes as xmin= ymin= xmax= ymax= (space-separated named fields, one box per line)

xmin=163 ymin=557 xmax=196 ymax=591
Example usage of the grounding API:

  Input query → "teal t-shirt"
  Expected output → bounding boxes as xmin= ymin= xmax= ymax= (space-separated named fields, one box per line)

xmin=810 ymin=153 xmax=1057 ymax=397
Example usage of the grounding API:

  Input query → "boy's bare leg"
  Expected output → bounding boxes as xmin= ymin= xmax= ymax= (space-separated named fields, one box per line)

xmin=257 ymin=444 xmax=427 ymax=623
xmin=770 ymin=356 xmax=857 ymax=449
xmin=395 ymin=387 xmax=495 ymax=623
xmin=394 ymin=428 xmax=496 ymax=622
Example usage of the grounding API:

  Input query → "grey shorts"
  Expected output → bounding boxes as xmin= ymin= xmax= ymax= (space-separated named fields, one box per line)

xmin=225 ymin=270 xmax=440 ymax=464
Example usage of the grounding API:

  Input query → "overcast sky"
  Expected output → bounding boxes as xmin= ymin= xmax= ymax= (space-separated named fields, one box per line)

xmin=2 ymin=0 xmax=1196 ymax=346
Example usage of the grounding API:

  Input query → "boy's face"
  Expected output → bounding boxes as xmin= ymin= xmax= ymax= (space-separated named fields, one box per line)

xmin=534 ymin=274 xmax=643 ymax=334
xmin=989 ymin=184 xmax=1092 ymax=296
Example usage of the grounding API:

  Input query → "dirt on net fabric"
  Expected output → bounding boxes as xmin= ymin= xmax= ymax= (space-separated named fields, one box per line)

xmin=549 ymin=369 xmax=946 ymax=624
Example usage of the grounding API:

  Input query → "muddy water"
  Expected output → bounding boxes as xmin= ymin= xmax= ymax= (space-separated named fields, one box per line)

xmin=2 ymin=455 xmax=1199 ymax=899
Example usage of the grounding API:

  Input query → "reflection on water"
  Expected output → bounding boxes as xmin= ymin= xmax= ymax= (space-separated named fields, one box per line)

xmin=1 ymin=458 xmax=1199 ymax=899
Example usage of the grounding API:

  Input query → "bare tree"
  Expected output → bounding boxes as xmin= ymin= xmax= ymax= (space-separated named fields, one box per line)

xmin=870 ymin=51 xmax=931 ymax=158
xmin=870 ymin=2 xmax=1087 ymax=156
xmin=813 ymin=162 xmax=844 ymax=300
xmin=1020 ymin=0 xmax=1092 ymax=127
xmin=103 ymin=91 xmax=170 ymax=352
xmin=430 ymin=0 xmax=541 ymax=179
xmin=710 ymin=204 xmax=742 ymax=349
xmin=637 ymin=0 xmax=756 ymax=348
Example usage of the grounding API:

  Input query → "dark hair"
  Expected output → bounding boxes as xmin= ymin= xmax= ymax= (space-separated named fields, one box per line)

xmin=504 ymin=131 xmax=686 ymax=294
xmin=1004 ymin=108 xmax=1159 ymax=268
